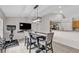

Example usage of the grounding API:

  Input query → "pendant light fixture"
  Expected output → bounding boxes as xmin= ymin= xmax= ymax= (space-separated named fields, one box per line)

xmin=32 ymin=5 xmax=41 ymax=23
xmin=58 ymin=6 xmax=65 ymax=18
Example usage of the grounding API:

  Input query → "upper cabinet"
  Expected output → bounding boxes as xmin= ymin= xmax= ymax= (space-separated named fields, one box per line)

xmin=72 ymin=19 xmax=79 ymax=30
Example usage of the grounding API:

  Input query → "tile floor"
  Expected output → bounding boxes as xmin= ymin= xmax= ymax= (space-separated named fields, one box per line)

xmin=1 ymin=38 xmax=79 ymax=53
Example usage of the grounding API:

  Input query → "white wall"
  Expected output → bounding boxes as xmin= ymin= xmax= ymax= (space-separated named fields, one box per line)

xmin=32 ymin=16 xmax=50 ymax=33
xmin=0 ymin=18 xmax=3 ymax=38
xmin=0 ymin=9 xmax=6 ymax=39
xmin=4 ymin=16 xmax=50 ymax=40
xmin=4 ymin=17 xmax=32 ymax=40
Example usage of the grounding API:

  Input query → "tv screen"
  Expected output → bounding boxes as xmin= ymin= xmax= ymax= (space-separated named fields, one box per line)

xmin=20 ymin=23 xmax=31 ymax=30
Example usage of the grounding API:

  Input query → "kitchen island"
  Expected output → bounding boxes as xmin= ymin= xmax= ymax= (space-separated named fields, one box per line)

xmin=52 ymin=30 xmax=79 ymax=49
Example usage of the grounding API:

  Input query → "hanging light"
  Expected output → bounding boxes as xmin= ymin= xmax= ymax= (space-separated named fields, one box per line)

xmin=58 ymin=6 xmax=62 ymax=9
xmin=32 ymin=5 xmax=41 ymax=23
xmin=58 ymin=6 xmax=65 ymax=18
xmin=33 ymin=18 xmax=40 ymax=22
xmin=59 ymin=10 xmax=63 ymax=13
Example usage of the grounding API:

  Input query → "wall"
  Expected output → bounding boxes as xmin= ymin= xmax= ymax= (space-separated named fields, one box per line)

xmin=32 ymin=16 xmax=50 ymax=33
xmin=0 ymin=9 xmax=6 ymax=38
xmin=4 ymin=16 xmax=50 ymax=40
xmin=4 ymin=17 xmax=31 ymax=40
xmin=0 ymin=18 xmax=3 ymax=38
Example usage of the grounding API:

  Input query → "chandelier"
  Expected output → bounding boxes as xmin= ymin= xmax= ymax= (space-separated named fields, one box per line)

xmin=32 ymin=5 xmax=41 ymax=23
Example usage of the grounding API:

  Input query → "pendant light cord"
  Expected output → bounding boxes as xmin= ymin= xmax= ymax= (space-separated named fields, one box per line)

xmin=37 ymin=7 xmax=38 ymax=19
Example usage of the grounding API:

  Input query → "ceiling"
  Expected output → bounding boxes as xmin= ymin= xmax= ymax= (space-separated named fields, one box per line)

xmin=0 ymin=5 xmax=79 ymax=18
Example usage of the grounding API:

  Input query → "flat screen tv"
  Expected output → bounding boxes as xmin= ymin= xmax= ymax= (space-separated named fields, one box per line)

xmin=19 ymin=23 xmax=31 ymax=30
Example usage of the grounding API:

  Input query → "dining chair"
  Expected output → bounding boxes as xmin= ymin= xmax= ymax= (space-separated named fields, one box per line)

xmin=29 ymin=33 xmax=38 ymax=52
xmin=36 ymin=32 xmax=54 ymax=53
xmin=45 ymin=33 xmax=54 ymax=53
xmin=25 ymin=31 xmax=38 ymax=53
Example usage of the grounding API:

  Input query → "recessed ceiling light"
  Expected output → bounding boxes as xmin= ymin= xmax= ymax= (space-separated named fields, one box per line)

xmin=59 ymin=6 xmax=62 ymax=9
xmin=59 ymin=10 xmax=63 ymax=13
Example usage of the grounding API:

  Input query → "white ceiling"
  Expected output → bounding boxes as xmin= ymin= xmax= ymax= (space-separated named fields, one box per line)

xmin=0 ymin=5 xmax=79 ymax=18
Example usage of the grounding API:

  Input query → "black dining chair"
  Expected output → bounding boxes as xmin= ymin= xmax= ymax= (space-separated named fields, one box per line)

xmin=25 ymin=32 xmax=38 ymax=53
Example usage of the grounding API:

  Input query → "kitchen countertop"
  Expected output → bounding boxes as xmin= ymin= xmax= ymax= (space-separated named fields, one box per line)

xmin=52 ymin=30 xmax=79 ymax=49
